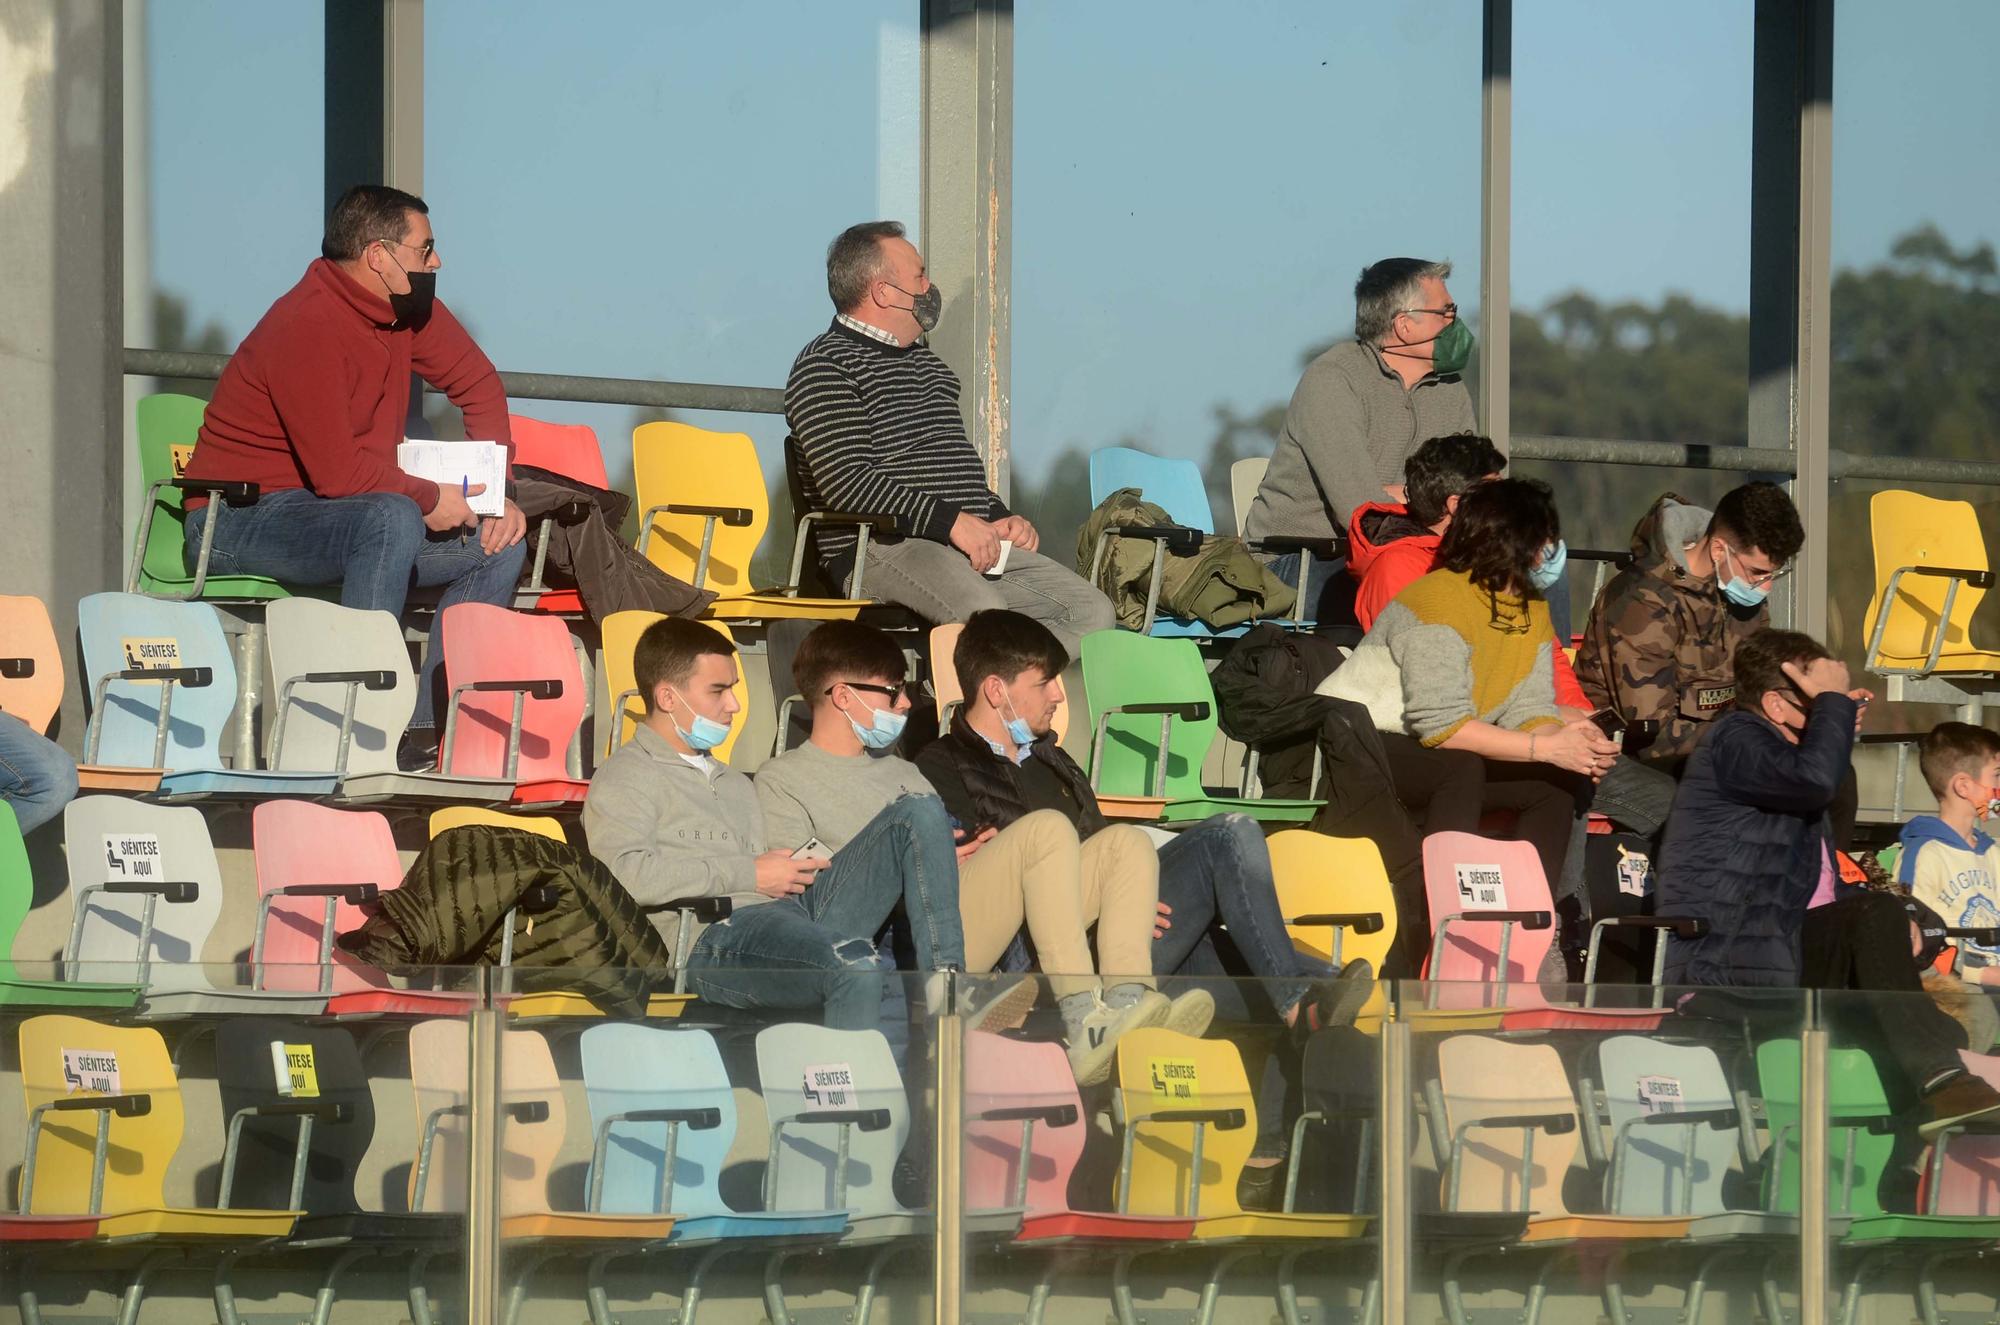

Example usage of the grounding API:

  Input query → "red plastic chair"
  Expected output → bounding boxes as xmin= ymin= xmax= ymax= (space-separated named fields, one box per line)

xmin=508 ymin=415 xmax=611 ymax=614
xmin=439 ymin=604 xmax=588 ymax=806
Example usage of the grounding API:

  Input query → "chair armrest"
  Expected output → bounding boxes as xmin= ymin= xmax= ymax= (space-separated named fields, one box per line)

xmin=292 ymin=669 xmax=396 ymax=691
xmin=516 ymin=884 xmax=562 ymax=914
xmin=802 ymin=510 xmax=902 ymax=532
xmin=641 ymin=897 xmax=733 ymax=923
xmin=1 ymin=657 xmax=33 ymax=679
xmin=460 ymin=678 xmax=563 ymax=700
xmin=1288 ymin=911 xmax=1385 ymax=934
xmin=239 ymin=1100 xmax=353 ymax=1123
xmin=663 ymin=503 xmax=752 ymax=527
xmin=52 ymin=1093 xmax=151 ymax=1117
xmin=1856 ymin=732 xmax=1922 ymax=746
xmin=99 ymin=880 xmax=200 ymax=903
xmin=976 ymin=1103 xmax=1079 ymax=1127
xmin=1567 ymin=547 xmax=1634 ymax=568
xmin=1109 ymin=524 xmax=1203 ymax=557
xmin=1626 ymin=1108 xmax=1734 ymax=1129
xmin=1146 ymin=1107 xmax=1247 ymax=1130
xmin=108 ymin=665 xmax=213 ymax=688
xmin=1249 ymin=534 xmax=1345 ymax=559
xmin=171 ymin=478 xmax=260 ymax=504
xmin=1593 ymin=915 xmax=1708 ymax=939
xmin=1945 ymin=927 xmax=2000 ymax=945
xmin=1105 ymin=701 xmax=1211 ymax=721
xmin=1904 ymin=564 xmax=1997 ymax=590
xmin=504 ymin=1100 xmax=551 ymax=1124
xmin=1460 ymin=1112 xmax=1576 ymax=1136
xmin=1457 ymin=909 xmax=1552 ymax=928
xmin=803 ymin=1108 xmax=892 ymax=1132
xmin=617 ymin=1106 xmax=723 ymax=1129
xmin=272 ymin=883 xmax=380 ymax=904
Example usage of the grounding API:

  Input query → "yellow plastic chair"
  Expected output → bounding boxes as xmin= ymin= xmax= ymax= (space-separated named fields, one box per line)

xmin=427 ymin=805 xmax=568 ymax=842
xmin=1863 ymin=490 xmax=2000 ymax=680
xmin=1267 ymin=831 xmax=1396 ymax=1031
xmin=632 ymin=422 xmax=867 ymax=620
xmin=600 ymin=614 xmax=749 ymax=762
xmin=15 ymin=1014 xmax=299 ymax=1240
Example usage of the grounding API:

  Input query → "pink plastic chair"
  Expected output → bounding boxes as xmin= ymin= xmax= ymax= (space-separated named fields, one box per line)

xmin=1928 ymin=1050 xmax=2000 ymax=1215
xmin=439 ymin=604 xmax=588 ymax=805
xmin=1421 ymin=832 xmax=1555 ymax=1011
xmin=252 ymin=800 xmax=404 ymax=994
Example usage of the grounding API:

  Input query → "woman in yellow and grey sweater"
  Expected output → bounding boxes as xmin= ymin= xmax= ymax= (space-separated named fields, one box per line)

xmin=1324 ymin=478 xmax=1620 ymax=892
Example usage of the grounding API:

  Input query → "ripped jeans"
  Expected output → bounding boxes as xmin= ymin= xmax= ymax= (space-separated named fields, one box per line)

xmin=684 ymin=794 xmax=966 ymax=1030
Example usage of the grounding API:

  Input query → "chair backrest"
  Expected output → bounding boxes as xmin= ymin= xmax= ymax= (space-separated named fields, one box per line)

xmin=755 ymin=1023 xmax=908 ymax=1215
xmin=427 ymin=806 xmax=567 ymax=841
xmin=77 ymin=592 xmax=237 ymax=770
xmin=1435 ymin=1034 xmax=1580 ymax=1215
xmin=0 ymin=803 xmax=31 ymax=975
xmin=508 ymin=415 xmax=610 ymax=491
xmin=439 ymin=603 xmax=585 ymax=783
xmin=965 ymin=1029 xmax=1085 ymax=1217
xmin=18 ymin=1013 xmax=184 ymax=1214
xmin=1079 ymin=631 xmax=1218 ymax=798
xmin=1756 ymin=1037 xmax=1894 ymax=1216
xmin=600 ymin=613 xmax=749 ymax=763
xmin=213 ymin=1017 xmax=371 ymax=1214
xmin=1087 ymin=447 xmax=1214 ymax=533
xmin=0 ymin=594 xmax=64 ymax=733
xmin=1267 ymin=830 xmax=1398 ymax=974
xmin=632 ymin=422 xmax=770 ymax=596
xmin=1421 ymin=832 xmax=1555 ymax=1008
xmin=133 ymin=393 xmax=210 ymax=589
xmin=1112 ymin=1027 xmax=1255 ymax=1217
xmin=1298 ymin=1027 xmax=1380 ymax=1213
xmin=253 ymin=801 xmax=404 ymax=992
xmin=1229 ymin=458 xmax=1268 ymax=537
xmin=1938 ymin=1049 xmax=2000 ymax=1214
xmin=63 ymin=796 xmax=222 ymax=992
xmin=1863 ymin=490 xmax=1993 ymax=667
xmin=580 ymin=1023 xmax=737 ymax=1216
xmin=265 ymin=598 xmax=416 ymax=774
xmin=1595 ymin=1035 xmax=1737 ymax=1216
xmin=407 ymin=1019 xmax=566 ymax=1216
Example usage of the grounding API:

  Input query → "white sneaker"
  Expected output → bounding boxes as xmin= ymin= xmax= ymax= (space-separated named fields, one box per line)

xmin=1066 ymin=991 xmax=1169 ymax=1087
xmin=961 ymin=976 xmax=1039 ymax=1033
xmin=1161 ymin=988 xmax=1215 ymax=1039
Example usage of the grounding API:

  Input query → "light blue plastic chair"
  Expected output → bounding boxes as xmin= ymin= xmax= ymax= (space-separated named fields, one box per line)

xmin=1086 ymin=447 xmax=1237 ymax=638
xmin=76 ymin=592 xmax=335 ymax=800
xmin=1588 ymin=1036 xmax=1740 ymax=1218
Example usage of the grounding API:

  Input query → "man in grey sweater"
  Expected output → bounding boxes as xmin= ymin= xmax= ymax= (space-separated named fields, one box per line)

xmin=1243 ymin=257 xmax=1478 ymax=622
xmin=754 ymin=620 xmax=1194 ymax=1085
xmin=582 ymin=617 xmax=965 ymax=1030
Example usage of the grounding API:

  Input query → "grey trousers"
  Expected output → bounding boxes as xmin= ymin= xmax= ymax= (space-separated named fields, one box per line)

xmin=861 ymin=537 xmax=1116 ymax=656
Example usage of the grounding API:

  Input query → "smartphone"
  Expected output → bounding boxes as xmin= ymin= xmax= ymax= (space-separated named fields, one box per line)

xmin=790 ymin=837 xmax=832 ymax=862
xmin=1588 ymin=707 xmax=1626 ymax=740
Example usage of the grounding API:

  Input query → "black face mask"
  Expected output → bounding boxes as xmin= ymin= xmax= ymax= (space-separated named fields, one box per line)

xmin=889 ymin=282 xmax=942 ymax=332
xmin=388 ymin=269 xmax=436 ymax=328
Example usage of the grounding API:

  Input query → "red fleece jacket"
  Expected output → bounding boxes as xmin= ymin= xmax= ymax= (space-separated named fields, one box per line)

xmin=182 ymin=259 xmax=512 ymax=514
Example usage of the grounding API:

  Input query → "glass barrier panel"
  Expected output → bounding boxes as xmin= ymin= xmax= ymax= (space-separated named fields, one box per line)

xmin=0 ymin=962 xmax=481 ymax=1325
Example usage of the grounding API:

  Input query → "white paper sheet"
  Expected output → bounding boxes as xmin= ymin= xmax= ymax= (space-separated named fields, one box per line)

xmin=397 ymin=440 xmax=507 ymax=517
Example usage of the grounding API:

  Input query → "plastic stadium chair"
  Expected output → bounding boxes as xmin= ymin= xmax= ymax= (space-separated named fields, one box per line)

xmin=577 ymin=1024 xmax=847 ymax=1322
xmin=0 ymin=802 xmax=138 ymax=1010
xmin=1267 ymin=830 xmax=1395 ymax=974
xmin=438 ymin=603 xmax=589 ymax=806
xmin=508 ymin=414 xmax=610 ymax=615
xmin=633 ymin=422 xmax=868 ymax=620
xmin=62 ymin=795 xmax=327 ymax=1017
xmin=1084 ymin=447 xmax=1228 ymax=638
xmin=75 ymin=591 xmax=336 ymax=799
xmin=406 ymin=1020 xmax=672 ymax=1325
xmin=601 ymin=613 xmax=750 ymax=762
xmin=1585 ymin=1035 xmax=1742 ymax=1218
xmin=1419 ymin=833 xmax=1555 ymax=1011
xmin=130 ymin=393 xmax=287 ymax=603
xmin=1080 ymin=630 xmax=1320 ymax=824
xmin=251 ymin=800 xmax=402 ymax=995
xmin=428 ymin=804 xmax=568 ymax=841
xmin=1109 ymin=1027 xmax=1371 ymax=1325
xmin=0 ymin=593 xmax=64 ymax=733
xmin=3 ymin=1014 xmax=300 ymax=1263
xmin=1229 ymin=458 xmax=1266 ymax=537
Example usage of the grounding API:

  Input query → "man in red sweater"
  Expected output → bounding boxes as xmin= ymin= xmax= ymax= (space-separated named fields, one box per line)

xmin=180 ymin=185 xmax=527 ymax=769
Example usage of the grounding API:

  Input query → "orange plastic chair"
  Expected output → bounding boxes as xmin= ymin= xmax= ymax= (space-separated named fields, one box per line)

xmin=0 ymin=595 xmax=63 ymax=734
xmin=438 ymin=604 xmax=588 ymax=806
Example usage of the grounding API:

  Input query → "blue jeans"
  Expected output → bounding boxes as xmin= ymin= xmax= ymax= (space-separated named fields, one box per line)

xmin=185 ymin=489 xmax=527 ymax=729
xmin=1263 ymin=549 xmax=1345 ymax=626
xmin=687 ymin=795 xmax=966 ymax=1031
xmin=0 ymin=712 xmax=78 ymax=835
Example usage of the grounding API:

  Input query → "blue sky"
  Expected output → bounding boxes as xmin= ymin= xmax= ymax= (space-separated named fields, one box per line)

xmin=140 ymin=0 xmax=2000 ymax=487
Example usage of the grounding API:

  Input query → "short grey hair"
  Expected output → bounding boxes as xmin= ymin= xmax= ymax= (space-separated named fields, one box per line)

xmin=826 ymin=221 xmax=906 ymax=311
xmin=1353 ymin=257 xmax=1452 ymax=345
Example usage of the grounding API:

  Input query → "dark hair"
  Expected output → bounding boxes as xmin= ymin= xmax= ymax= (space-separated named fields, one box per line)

xmin=827 ymin=221 xmax=906 ymax=311
xmin=1434 ymin=478 xmax=1560 ymax=599
xmin=1354 ymin=257 xmax=1452 ymax=344
xmin=793 ymin=621 xmax=907 ymax=706
xmin=633 ymin=618 xmax=736 ymax=712
xmin=1707 ymin=482 xmax=1804 ymax=566
xmin=1918 ymin=721 xmax=2000 ymax=798
xmin=953 ymin=610 xmax=1068 ymax=704
xmin=1405 ymin=433 xmax=1507 ymax=527
xmin=1731 ymin=628 xmax=1830 ymax=710
xmin=322 ymin=185 xmax=429 ymax=262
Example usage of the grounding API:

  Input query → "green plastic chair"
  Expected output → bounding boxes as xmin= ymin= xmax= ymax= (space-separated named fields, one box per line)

xmin=129 ymin=393 xmax=290 ymax=602
xmin=1079 ymin=630 xmax=1319 ymax=825
xmin=0 ymin=802 xmax=138 ymax=1009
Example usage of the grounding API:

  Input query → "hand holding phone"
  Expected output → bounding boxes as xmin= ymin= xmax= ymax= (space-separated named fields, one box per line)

xmin=1587 ymin=707 xmax=1626 ymax=741
xmin=790 ymin=837 xmax=833 ymax=862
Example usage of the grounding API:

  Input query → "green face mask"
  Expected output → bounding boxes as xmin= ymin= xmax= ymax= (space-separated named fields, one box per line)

xmin=1430 ymin=318 xmax=1474 ymax=376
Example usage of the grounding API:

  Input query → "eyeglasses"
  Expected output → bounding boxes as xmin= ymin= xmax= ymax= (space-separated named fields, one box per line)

xmin=828 ymin=681 xmax=908 ymax=701
xmin=1720 ymin=542 xmax=1791 ymax=588
xmin=378 ymin=236 xmax=437 ymax=261
xmin=1401 ymin=303 xmax=1457 ymax=320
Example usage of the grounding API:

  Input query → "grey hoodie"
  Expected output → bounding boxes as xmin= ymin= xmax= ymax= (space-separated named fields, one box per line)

xmin=582 ymin=722 xmax=770 ymax=955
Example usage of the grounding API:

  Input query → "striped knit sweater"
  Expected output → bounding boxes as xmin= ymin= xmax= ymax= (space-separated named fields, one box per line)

xmin=784 ymin=319 xmax=1007 ymax=569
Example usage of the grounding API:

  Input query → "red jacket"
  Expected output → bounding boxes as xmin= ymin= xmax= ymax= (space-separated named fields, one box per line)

xmin=1348 ymin=501 xmax=1590 ymax=710
xmin=182 ymin=259 xmax=512 ymax=514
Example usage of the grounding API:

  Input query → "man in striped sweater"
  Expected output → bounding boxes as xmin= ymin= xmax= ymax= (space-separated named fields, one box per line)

xmin=784 ymin=221 xmax=1114 ymax=653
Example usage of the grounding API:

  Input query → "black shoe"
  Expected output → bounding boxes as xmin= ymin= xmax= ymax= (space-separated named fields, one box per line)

xmin=1294 ymin=960 xmax=1376 ymax=1043
xmin=397 ymin=728 xmax=441 ymax=773
xmin=1236 ymin=1159 xmax=1285 ymax=1212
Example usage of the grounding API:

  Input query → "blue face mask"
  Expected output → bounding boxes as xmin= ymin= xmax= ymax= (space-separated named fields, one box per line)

xmin=1001 ymin=695 xmax=1036 ymax=749
xmin=667 ymin=690 xmax=733 ymax=752
xmin=847 ymin=698 xmax=908 ymax=751
xmin=1717 ymin=543 xmax=1771 ymax=608
xmin=1527 ymin=539 xmax=1567 ymax=593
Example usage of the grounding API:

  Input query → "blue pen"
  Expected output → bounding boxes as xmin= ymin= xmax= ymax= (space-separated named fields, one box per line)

xmin=459 ymin=475 xmax=469 ymax=543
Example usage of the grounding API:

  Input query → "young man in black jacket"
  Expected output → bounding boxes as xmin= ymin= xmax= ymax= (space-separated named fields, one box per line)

xmin=1659 ymin=628 xmax=2000 ymax=1138
xmin=914 ymin=610 xmax=1373 ymax=1206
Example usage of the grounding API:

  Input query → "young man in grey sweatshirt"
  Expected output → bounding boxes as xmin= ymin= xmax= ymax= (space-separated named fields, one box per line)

xmin=754 ymin=620 xmax=1196 ymax=1085
xmin=582 ymin=617 xmax=964 ymax=1031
